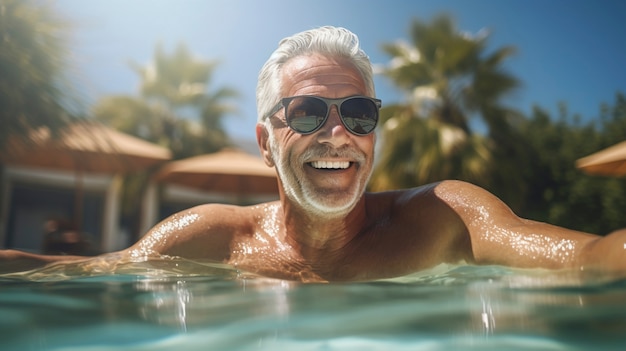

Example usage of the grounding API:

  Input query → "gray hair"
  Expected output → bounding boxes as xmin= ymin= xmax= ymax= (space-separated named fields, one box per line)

xmin=256 ymin=26 xmax=376 ymax=123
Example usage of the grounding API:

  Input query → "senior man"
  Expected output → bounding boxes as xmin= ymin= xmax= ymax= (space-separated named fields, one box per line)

xmin=1 ymin=26 xmax=624 ymax=281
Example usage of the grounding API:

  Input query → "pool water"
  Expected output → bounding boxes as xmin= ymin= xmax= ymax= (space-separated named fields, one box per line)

xmin=1 ymin=260 xmax=625 ymax=350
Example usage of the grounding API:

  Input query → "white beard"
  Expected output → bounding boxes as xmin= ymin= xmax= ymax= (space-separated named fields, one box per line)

xmin=268 ymin=133 xmax=372 ymax=218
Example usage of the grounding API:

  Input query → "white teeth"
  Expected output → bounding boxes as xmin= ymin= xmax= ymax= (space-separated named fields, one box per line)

xmin=311 ymin=161 xmax=350 ymax=169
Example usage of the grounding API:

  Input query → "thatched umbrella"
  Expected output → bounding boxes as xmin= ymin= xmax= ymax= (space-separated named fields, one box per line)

xmin=1 ymin=121 xmax=172 ymax=232
xmin=576 ymin=141 xmax=626 ymax=177
xmin=154 ymin=148 xmax=278 ymax=198
xmin=2 ymin=121 xmax=172 ymax=173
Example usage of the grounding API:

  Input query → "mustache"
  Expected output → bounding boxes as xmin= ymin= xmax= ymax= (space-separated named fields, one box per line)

xmin=299 ymin=145 xmax=367 ymax=164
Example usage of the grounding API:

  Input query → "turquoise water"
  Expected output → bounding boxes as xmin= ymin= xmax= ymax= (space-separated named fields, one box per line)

xmin=1 ymin=261 xmax=625 ymax=350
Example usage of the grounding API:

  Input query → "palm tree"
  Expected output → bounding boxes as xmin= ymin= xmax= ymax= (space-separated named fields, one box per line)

xmin=370 ymin=15 xmax=524 ymax=201
xmin=93 ymin=42 xmax=237 ymax=159
xmin=92 ymin=43 xmax=239 ymax=237
xmin=0 ymin=0 xmax=79 ymax=151
xmin=373 ymin=104 xmax=492 ymax=190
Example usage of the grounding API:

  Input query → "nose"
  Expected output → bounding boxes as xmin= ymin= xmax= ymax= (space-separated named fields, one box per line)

xmin=315 ymin=104 xmax=350 ymax=147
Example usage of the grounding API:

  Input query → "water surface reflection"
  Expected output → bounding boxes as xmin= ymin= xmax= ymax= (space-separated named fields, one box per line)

xmin=1 ymin=262 xmax=625 ymax=350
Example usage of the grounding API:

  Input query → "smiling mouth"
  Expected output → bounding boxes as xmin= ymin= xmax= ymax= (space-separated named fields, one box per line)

xmin=309 ymin=160 xmax=351 ymax=170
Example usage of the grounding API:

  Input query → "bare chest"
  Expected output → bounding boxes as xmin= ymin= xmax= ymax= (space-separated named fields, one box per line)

xmin=225 ymin=220 xmax=447 ymax=282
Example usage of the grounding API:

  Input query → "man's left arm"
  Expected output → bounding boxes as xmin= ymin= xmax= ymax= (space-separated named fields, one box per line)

xmin=578 ymin=229 xmax=626 ymax=272
xmin=435 ymin=180 xmax=625 ymax=271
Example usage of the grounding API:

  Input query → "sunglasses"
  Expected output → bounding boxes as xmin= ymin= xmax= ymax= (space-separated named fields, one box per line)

xmin=266 ymin=95 xmax=382 ymax=135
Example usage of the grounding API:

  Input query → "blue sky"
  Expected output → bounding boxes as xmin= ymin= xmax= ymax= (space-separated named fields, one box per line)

xmin=57 ymin=0 xmax=626 ymax=143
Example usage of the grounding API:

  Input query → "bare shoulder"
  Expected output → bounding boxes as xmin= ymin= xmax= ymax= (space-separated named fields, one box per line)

xmin=126 ymin=202 xmax=271 ymax=261
xmin=432 ymin=180 xmax=516 ymax=218
xmin=364 ymin=182 xmax=475 ymax=268
xmin=370 ymin=181 xmax=477 ymax=212
xmin=366 ymin=182 xmax=460 ymax=221
xmin=434 ymin=179 xmax=499 ymax=201
xmin=366 ymin=180 xmax=502 ymax=224
xmin=429 ymin=179 xmax=534 ymax=236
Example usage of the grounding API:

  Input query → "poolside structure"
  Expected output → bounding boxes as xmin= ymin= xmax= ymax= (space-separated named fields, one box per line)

xmin=2 ymin=121 xmax=172 ymax=174
xmin=576 ymin=140 xmax=626 ymax=177
xmin=145 ymin=148 xmax=279 ymax=233
xmin=154 ymin=148 xmax=277 ymax=196
xmin=1 ymin=124 xmax=280 ymax=254
xmin=0 ymin=122 xmax=172 ymax=254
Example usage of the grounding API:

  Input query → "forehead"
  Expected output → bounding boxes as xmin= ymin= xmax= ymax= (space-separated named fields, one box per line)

xmin=280 ymin=54 xmax=367 ymax=97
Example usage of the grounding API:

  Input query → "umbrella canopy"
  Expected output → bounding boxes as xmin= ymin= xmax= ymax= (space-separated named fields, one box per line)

xmin=154 ymin=148 xmax=278 ymax=195
xmin=2 ymin=122 xmax=172 ymax=174
xmin=576 ymin=140 xmax=626 ymax=177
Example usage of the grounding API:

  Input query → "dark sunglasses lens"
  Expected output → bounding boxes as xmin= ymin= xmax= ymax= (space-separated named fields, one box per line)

xmin=286 ymin=97 xmax=328 ymax=133
xmin=340 ymin=98 xmax=378 ymax=135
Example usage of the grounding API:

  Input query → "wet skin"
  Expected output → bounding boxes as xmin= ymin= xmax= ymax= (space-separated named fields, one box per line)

xmin=0 ymin=54 xmax=624 ymax=282
xmin=119 ymin=54 xmax=613 ymax=282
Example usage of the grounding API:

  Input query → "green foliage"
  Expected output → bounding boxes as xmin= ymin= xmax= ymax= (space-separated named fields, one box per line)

xmin=91 ymin=43 xmax=239 ymax=235
xmin=371 ymin=103 xmax=492 ymax=190
xmin=518 ymin=94 xmax=626 ymax=235
xmin=373 ymin=14 xmax=625 ymax=235
xmin=93 ymin=42 xmax=237 ymax=159
xmin=0 ymin=0 xmax=79 ymax=150
xmin=371 ymin=14 xmax=521 ymax=195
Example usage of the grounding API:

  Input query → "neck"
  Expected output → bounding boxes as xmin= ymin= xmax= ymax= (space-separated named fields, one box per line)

xmin=280 ymin=196 xmax=369 ymax=260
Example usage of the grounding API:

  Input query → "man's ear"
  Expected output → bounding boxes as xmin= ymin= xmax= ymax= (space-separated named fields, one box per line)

xmin=256 ymin=123 xmax=274 ymax=167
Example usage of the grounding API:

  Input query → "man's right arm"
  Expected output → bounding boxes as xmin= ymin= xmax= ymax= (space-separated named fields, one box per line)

xmin=123 ymin=203 xmax=239 ymax=262
xmin=0 ymin=249 xmax=87 ymax=274
xmin=1 ymin=203 xmax=240 ymax=274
